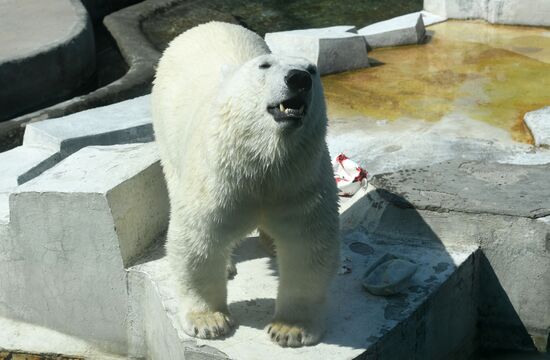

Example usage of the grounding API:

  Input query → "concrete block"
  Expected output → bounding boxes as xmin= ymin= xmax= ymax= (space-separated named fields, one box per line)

xmin=525 ymin=106 xmax=550 ymax=148
xmin=0 ymin=0 xmax=95 ymax=121
xmin=23 ymin=95 xmax=153 ymax=154
xmin=423 ymin=0 xmax=550 ymax=26
xmin=0 ymin=143 xmax=168 ymax=354
xmin=265 ymin=26 xmax=369 ymax=75
xmin=358 ymin=13 xmax=426 ymax=48
xmin=128 ymin=228 xmax=477 ymax=358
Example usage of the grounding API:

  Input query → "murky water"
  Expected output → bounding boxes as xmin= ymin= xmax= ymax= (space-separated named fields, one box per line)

xmin=143 ymin=0 xmax=422 ymax=51
xmin=323 ymin=21 xmax=550 ymax=143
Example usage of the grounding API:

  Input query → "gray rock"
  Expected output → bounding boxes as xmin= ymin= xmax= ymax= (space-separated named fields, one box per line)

xmin=265 ymin=26 xmax=369 ymax=75
xmin=524 ymin=106 xmax=550 ymax=148
xmin=363 ymin=254 xmax=419 ymax=295
xmin=358 ymin=13 xmax=426 ymax=48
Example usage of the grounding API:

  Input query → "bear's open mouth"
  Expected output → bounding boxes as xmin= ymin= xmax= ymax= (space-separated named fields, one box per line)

xmin=267 ymin=96 xmax=307 ymax=124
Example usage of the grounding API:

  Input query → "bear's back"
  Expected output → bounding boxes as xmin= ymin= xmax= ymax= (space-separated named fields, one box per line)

xmin=152 ymin=22 xmax=270 ymax=170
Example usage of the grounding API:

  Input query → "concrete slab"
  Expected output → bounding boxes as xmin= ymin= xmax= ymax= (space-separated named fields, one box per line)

xmin=358 ymin=13 xmax=426 ymax=48
xmin=525 ymin=106 xmax=550 ymax=148
xmin=424 ymin=0 xmax=550 ymax=26
xmin=265 ymin=26 xmax=369 ymax=75
xmin=23 ymin=95 xmax=153 ymax=154
xmin=0 ymin=0 xmax=95 ymax=121
xmin=1 ymin=143 xmax=168 ymax=354
xmin=370 ymin=160 xmax=550 ymax=219
xmin=128 ymin=231 xmax=478 ymax=359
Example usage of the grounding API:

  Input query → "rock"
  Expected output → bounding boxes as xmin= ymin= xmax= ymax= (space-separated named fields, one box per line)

xmin=362 ymin=254 xmax=419 ymax=296
xmin=265 ymin=26 xmax=369 ymax=75
xmin=424 ymin=0 xmax=550 ymax=26
xmin=524 ymin=106 xmax=550 ymax=148
xmin=358 ymin=13 xmax=426 ymax=48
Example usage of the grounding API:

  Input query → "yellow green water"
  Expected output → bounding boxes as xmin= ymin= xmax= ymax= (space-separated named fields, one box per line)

xmin=322 ymin=21 xmax=550 ymax=143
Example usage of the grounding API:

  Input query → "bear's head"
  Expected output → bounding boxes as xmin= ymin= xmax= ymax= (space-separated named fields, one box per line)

xmin=216 ymin=54 xmax=327 ymax=145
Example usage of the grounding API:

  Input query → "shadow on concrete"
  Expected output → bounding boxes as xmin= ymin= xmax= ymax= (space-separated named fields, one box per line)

xmin=478 ymin=251 xmax=540 ymax=354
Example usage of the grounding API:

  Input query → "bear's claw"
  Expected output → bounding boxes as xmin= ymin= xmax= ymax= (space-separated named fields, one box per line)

xmin=266 ymin=321 xmax=321 ymax=347
xmin=183 ymin=311 xmax=235 ymax=339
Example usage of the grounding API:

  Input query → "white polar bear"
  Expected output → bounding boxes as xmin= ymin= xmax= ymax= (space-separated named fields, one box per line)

xmin=152 ymin=22 xmax=339 ymax=347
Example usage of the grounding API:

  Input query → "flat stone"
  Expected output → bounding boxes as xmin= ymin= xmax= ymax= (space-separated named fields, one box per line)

xmin=265 ymin=26 xmax=369 ymax=75
xmin=363 ymin=255 xmax=419 ymax=296
xmin=128 ymin=234 xmax=477 ymax=359
xmin=1 ymin=143 xmax=168 ymax=354
xmin=524 ymin=106 xmax=550 ymax=148
xmin=358 ymin=13 xmax=425 ymax=48
xmin=424 ymin=0 xmax=550 ymax=26
xmin=370 ymin=160 xmax=550 ymax=219
xmin=0 ymin=0 xmax=95 ymax=121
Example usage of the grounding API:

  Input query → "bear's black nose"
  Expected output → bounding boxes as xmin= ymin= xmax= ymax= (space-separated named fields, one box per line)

xmin=285 ymin=69 xmax=312 ymax=92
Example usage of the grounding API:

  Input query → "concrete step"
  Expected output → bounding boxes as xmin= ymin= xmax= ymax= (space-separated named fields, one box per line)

xmin=127 ymin=201 xmax=478 ymax=359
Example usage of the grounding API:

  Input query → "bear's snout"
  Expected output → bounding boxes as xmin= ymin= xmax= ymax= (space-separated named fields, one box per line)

xmin=285 ymin=69 xmax=312 ymax=92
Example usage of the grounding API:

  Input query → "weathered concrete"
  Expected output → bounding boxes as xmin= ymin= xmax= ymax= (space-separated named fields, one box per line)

xmin=0 ymin=0 xmax=95 ymax=122
xmin=364 ymin=160 xmax=550 ymax=352
xmin=424 ymin=0 xmax=550 ymax=26
xmin=525 ymin=106 xmax=550 ymax=148
xmin=265 ymin=26 xmax=369 ymax=75
xmin=128 ymin=234 xmax=477 ymax=359
xmin=359 ymin=13 xmax=426 ymax=48
xmin=0 ymin=143 xmax=168 ymax=354
xmin=418 ymin=10 xmax=448 ymax=26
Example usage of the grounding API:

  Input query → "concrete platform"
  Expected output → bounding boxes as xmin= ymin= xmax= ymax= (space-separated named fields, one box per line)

xmin=128 ymin=233 xmax=478 ymax=359
xmin=0 ymin=0 xmax=95 ymax=121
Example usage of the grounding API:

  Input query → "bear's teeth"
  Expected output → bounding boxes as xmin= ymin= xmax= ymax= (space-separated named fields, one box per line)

xmin=279 ymin=104 xmax=286 ymax=112
xmin=299 ymin=105 xmax=304 ymax=114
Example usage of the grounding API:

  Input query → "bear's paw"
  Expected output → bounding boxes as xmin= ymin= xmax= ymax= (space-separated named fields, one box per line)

xmin=183 ymin=311 xmax=235 ymax=339
xmin=266 ymin=321 xmax=323 ymax=347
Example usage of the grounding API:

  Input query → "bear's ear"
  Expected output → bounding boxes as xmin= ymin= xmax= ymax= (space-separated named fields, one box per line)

xmin=220 ymin=63 xmax=238 ymax=82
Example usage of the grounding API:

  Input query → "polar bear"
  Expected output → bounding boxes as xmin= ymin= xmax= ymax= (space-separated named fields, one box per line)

xmin=152 ymin=22 xmax=339 ymax=347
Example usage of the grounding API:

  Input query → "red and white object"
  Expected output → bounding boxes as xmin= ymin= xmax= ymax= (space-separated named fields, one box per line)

xmin=333 ymin=153 xmax=368 ymax=197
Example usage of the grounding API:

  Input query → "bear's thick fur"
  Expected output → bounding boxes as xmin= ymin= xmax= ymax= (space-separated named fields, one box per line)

xmin=152 ymin=22 xmax=339 ymax=347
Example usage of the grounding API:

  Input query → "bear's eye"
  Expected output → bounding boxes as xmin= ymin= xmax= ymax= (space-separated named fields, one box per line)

xmin=307 ymin=65 xmax=317 ymax=75
xmin=259 ymin=62 xmax=271 ymax=69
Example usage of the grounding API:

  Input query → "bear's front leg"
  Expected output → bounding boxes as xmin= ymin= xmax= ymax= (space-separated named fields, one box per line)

xmin=263 ymin=199 xmax=339 ymax=347
xmin=166 ymin=213 xmax=237 ymax=339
